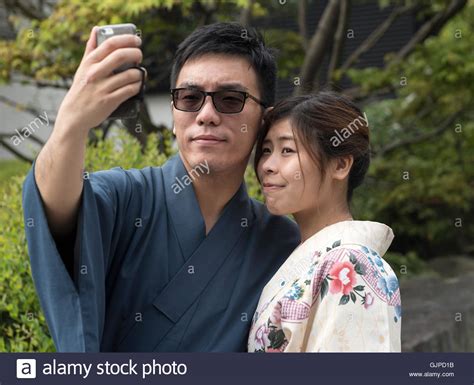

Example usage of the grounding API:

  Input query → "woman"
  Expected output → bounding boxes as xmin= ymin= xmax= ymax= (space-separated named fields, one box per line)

xmin=248 ymin=92 xmax=401 ymax=352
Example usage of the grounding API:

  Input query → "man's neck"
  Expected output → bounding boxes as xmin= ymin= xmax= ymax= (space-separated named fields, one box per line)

xmin=189 ymin=163 xmax=247 ymax=235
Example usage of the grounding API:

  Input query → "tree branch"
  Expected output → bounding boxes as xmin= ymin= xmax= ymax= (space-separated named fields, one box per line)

xmin=239 ymin=0 xmax=254 ymax=27
xmin=0 ymin=95 xmax=56 ymax=123
xmin=297 ymin=0 xmax=308 ymax=49
xmin=339 ymin=3 xmax=415 ymax=73
xmin=10 ymin=78 xmax=70 ymax=90
xmin=327 ymin=0 xmax=350 ymax=87
xmin=0 ymin=135 xmax=34 ymax=163
xmin=375 ymin=110 xmax=464 ymax=157
xmin=4 ymin=0 xmax=47 ymax=20
xmin=296 ymin=0 xmax=341 ymax=95
xmin=394 ymin=0 xmax=467 ymax=62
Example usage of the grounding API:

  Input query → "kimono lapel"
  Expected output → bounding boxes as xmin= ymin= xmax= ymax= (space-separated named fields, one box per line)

xmin=161 ymin=154 xmax=206 ymax=259
xmin=129 ymin=154 xmax=255 ymax=350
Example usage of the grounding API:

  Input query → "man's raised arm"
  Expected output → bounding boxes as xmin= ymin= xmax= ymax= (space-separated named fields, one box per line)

xmin=34 ymin=26 xmax=144 ymax=239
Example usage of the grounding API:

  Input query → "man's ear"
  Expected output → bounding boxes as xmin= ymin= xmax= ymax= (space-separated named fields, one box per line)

xmin=172 ymin=126 xmax=176 ymax=135
xmin=332 ymin=156 xmax=354 ymax=181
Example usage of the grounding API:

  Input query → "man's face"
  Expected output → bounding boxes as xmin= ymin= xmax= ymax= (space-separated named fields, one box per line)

xmin=173 ymin=54 xmax=264 ymax=174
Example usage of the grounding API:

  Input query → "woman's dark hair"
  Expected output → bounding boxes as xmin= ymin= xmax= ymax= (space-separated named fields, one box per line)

xmin=254 ymin=91 xmax=370 ymax=202
xmin=170 ymin=22 xmax=277 ymax=107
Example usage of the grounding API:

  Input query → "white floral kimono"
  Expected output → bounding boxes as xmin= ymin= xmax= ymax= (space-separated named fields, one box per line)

xmin=248 ymin=221 xmax=402 ymax=352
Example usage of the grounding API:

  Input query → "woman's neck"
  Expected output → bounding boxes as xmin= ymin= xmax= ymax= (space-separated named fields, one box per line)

xmin=294 ymin=203 xmax=353 ymax=243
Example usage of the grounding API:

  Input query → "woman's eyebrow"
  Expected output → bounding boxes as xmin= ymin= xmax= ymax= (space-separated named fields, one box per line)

xmin=277 ymin=135 xmax=295 ymax=142
xmin=262 ymin=135 xmax=294 ymax=144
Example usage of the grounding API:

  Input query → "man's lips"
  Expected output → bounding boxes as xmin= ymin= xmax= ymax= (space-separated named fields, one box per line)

xmin=192 ymin=135 xmax=226 ymax=144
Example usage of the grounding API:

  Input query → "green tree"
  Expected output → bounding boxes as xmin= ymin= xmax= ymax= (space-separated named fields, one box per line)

xmin=348 ymin=3 xmax=474 ymax=259
xmin=0 ymin=0 xmax=303 ymax=157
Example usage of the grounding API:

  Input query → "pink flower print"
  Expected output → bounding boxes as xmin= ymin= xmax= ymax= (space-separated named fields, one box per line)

xmin=329 ymin=261 xmax=357 ymax=295
xmin=270 ymin=302 xmax=282 ymax=325
xmin=364 ymin=292 xmax=374 ymax=309
xmin=254 ymin=324 xmax=268 ymax=348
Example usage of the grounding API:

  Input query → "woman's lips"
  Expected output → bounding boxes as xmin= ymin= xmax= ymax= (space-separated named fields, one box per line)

xmin=262 ymin=183 xmax=285 ymax=193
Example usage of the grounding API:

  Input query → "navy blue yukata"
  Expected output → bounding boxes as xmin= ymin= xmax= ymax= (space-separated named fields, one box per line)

xmin=22 ymin=154 xmax=300 ymax=352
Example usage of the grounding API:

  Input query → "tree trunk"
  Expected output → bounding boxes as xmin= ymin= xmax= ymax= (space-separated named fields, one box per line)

xmin=295 ymin=0 xmax=340 ymax=95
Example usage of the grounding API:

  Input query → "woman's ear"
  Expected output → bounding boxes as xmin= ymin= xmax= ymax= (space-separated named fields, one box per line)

xmin=332 ymin=156 xmax=354 ymax=180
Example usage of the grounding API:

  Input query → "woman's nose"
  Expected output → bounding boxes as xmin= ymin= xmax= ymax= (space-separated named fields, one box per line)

xmin=262 ymin=156 xmax=277 ymax=174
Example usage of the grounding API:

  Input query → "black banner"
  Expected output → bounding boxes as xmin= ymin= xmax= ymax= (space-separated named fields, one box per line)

xmin=0 ymin=353 xmax=472 ymax=385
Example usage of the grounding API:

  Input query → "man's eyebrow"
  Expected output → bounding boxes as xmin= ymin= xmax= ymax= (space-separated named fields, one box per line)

xmin=176 ymin=82 xmax=248 ymax=91
xmin=176 ymin=81 xmax=200 ymax=89
xmin=214 ymin=83 xmax=248 ymax=91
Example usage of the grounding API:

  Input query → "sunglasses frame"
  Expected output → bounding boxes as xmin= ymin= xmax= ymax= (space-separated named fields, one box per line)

xmin=170 ymin=88 xmax=267 ymax=114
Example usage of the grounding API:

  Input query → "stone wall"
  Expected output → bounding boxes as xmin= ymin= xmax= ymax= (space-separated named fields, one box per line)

xmin=401 ymin=257 xmax=474 ymax=352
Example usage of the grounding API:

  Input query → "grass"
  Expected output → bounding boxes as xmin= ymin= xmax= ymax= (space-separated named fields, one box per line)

xmin=0 ymin=159 xmax=31 ymax=190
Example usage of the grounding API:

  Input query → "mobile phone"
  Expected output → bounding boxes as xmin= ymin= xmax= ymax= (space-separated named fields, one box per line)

xmin=96 ymin=24 xmax=144 ymax=119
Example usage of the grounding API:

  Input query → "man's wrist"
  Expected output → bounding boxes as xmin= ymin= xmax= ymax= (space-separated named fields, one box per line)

xmin=51 ymin=116 xmax=90 ymax=146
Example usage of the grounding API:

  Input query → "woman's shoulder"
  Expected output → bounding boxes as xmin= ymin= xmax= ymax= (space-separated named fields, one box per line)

xmin=302 ymin=220 xmax=394 ymax=259
xmin=305 ymin=242 xmax=401 ymax=319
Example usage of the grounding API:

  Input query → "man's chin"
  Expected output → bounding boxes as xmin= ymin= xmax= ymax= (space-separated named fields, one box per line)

xmin=185 ymin=151 xmax=246 ymax=172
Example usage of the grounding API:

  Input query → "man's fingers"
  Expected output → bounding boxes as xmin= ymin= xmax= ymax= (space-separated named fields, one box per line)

xmin=83 ymin=26 xmax=98 ymax=57
xmin=87 ymin=34 xmax=141 ymax=64
xmin=90 ymin=47 xmax=142 ymax=80
xmin=102 ymin=67 xmax=144 ymax=93
xmin=108 ymin=79 xmax=143 ymax=105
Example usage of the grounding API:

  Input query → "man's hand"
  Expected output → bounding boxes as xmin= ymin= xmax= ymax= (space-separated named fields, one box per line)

xmin=57 ymin=26 xmax=144 ymax=136
xmin=34 ymin=26 xmax=145 ymax=240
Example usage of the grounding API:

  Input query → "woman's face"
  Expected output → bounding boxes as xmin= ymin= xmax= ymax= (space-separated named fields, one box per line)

xmin=257 ymin=119 xmax=328 ymax=216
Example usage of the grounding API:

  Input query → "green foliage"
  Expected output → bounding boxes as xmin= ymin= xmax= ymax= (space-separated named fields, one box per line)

xmin=348 ymin=4 xmax=474 ymax=116
xmin=0 ymin=0 xmax=251 ymax=83
xmin=0 ymin=160 xmax=30 ymax=189
xmin=244 ymin=161 xmax=263 ymax=202
xmin=85 ymin=128 xmax=175 ymax=171
xmin=0 ymin=0 xmax=303 ymax=87
xmin=352 ymin=119 xmax=474 ymax=258
xmin=0 ymin=130 xmax=175 ymax=352
xmin=264 ymin=29 xmax=305 ymax=79
xmin=350 ymin=4 xmax=474 ymax=259
xmin=0 ymin=175 xmax=55 ymax=351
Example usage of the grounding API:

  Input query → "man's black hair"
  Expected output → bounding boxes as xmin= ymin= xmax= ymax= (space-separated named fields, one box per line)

xmin=170 ymin=22 xmax=277 ymax=107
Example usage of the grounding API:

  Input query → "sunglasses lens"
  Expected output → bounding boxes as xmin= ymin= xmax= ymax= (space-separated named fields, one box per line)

xmin=214 ymin=91 xmax=246 ymax=113
xmin=174 ymin=89 xmax=204 ymax=112
xmin=172 ymin=89 xmax=247 ymax=113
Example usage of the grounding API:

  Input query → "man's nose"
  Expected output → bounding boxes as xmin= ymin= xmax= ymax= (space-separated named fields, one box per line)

xmin=196 ymin=95 xmax=221 ymax=126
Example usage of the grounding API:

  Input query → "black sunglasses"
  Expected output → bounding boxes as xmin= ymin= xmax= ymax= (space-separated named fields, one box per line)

xmin=171 ymin=88 xmax=267 ymax=114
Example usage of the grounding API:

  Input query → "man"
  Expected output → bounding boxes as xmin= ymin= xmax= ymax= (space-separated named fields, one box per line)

xmin=22 ymin=22 xmax=300 ymax=352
